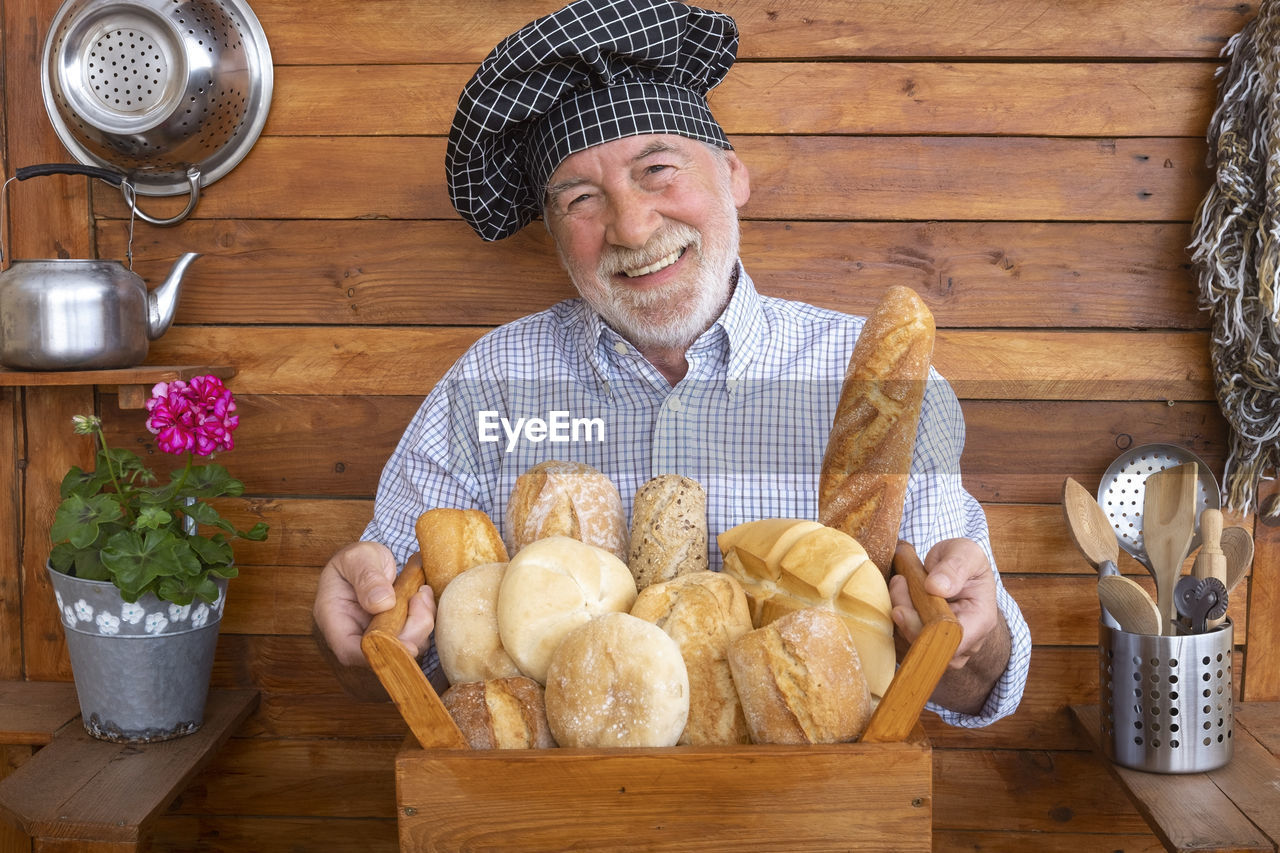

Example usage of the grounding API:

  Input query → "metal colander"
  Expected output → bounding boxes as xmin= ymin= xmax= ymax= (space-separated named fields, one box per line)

xmin=41 ymin=0 xmax=272 ymax=197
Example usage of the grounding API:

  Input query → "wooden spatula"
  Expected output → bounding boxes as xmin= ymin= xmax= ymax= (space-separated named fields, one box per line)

xmin=861 ymin=541 xmax=962 ymax=743
xmin=361 ymin=553 xmax=469 ymax=750
xmin=1097 ymin=575 xmax=1162 ymax=635
xmin=1141 ymin=462 xmax=1198 ymax=635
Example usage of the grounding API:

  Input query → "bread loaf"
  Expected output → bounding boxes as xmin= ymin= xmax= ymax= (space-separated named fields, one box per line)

xmin=440 ymin=676 xmax=557 ymax=749
xmin=630 ymin=571 xmax=752 ymax=745
xmin=433 ymin=561 xmax=522 ymax=684
xmin=508 ymin=460 xmax=628 ymax=560
xmin=496 ymin=535 xmax=637 ymax=683
xmin=818 ymin=285 xmax=935 ymax=574
xmin=718 ymin=519 xmax=895 ymax=699
xmin=544 ymin=612 xmax=690 ymax=748
xmin=727 ymin=607 xmax=873 ymax=745
xmin=415 ymin=508 xmax=508 ymax=601
xmin=627 ymin=474 xmax=708 ymax=590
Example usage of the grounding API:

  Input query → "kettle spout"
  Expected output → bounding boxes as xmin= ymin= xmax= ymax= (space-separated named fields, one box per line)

xmin=147 ymin=252 xmax=200 ymax=340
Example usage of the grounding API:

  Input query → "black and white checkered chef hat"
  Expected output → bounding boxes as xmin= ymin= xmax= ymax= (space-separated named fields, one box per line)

xmin=446 ymin=0 xmax=739 ymax=241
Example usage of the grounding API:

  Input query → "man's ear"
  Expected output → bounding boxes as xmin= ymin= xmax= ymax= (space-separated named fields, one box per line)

xmin=725 ymin=150 xmax=750 ymax=208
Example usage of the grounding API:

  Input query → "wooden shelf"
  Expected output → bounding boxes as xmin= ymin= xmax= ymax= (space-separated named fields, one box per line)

xmin=0 ymin=365 xmax=236 ymax=408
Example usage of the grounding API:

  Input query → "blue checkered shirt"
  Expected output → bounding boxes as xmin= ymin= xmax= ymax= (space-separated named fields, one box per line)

xmin=365 ymin=264 xmax=1031 ymax=728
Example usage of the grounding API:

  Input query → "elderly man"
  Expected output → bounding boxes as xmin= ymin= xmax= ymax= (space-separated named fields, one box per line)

xmin=314 ymin=0 xmax=1030 ymax=724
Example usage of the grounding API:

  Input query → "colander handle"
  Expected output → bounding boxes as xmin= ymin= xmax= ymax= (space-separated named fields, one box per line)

xmin=14 ymin=163 xmax=127 ymax=187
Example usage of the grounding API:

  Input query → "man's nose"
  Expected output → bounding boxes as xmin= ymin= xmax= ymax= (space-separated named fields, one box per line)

xmin=604 ymin=188 xmax=661 ymax=250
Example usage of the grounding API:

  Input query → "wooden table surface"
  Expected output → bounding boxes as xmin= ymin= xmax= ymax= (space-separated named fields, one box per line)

xmin=0 ymin=687 xmax=258 ymax=852
xmin=1071 ymin=702 xmax=1280 ymax=853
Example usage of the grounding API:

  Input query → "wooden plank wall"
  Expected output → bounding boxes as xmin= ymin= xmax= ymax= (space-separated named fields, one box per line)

xmin=4 ymin=0 xmax=1276 ymax=850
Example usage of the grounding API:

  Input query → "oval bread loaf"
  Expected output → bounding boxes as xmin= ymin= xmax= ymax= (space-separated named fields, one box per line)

xmin=544 ymin=612 xmax=690 ymax=748
xmin=497 ymin=536 xmax=637 ymax=684
xmin=433 ymin=561 xmax=522 ymax=685
xmin=415 ymin=507 xmax=508 ymax=601
xmin=627 ymin=474 xmax=708 ymax=590
xmin=718 ymin=519 xmax=895 ymax=699
xmin=508 ymin=460 xmax=628 ymax=560
xmin=630 ymin=571 xmax=752 ymax=745
xmin=727 ymin=607 xmax=873 ymax=745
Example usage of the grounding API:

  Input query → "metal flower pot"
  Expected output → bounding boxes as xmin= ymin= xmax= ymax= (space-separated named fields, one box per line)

xmin=45 ymin=564 xmax=227 ymax=743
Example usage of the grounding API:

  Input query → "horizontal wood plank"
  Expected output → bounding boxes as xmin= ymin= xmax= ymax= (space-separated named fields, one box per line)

xmin=107 ymin=220 xmax=1205 ymax=330
xmin=266 ymin=62 xmax=1218 ymax=138
xmin=149 ymin=815 xmax=397 ymax=853
xmin=94 ymin=136 xmax=1211 ymax=222
xmin=252 ymin=0 xmax=1254 ymax=63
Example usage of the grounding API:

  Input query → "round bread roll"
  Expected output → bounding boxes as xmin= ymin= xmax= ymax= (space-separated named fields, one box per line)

xmin=440 ymin=677 xmax=557 ymax=750
xmin=630 ymin=571 xmax=752 ymax=745
xmin=727 ymin=607 xmax=873 ymax=745
xmin=497 ymin=536 xmax=638 ymax=683
xmin=544 ymin=612 xmax=690 ymax=748
xmin=434 ymin=562 xmax=522 ymax=684
xmin=508 ymin=460 xmax=628 ymax=560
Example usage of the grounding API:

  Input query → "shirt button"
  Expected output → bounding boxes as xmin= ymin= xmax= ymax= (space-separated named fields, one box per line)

xmin=726 ymin=379 xmax=740 ymax=394
xmin=667 ymin=397 xmax=683 ymax=412
xmin=613 ymin=341 xmax=628 ymax=355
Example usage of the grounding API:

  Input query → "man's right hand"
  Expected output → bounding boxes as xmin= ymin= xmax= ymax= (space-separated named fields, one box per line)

xmin=312 ymin=541 xmax=436 ymax=668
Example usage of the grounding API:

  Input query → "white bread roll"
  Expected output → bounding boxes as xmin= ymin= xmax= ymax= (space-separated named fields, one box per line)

xmin=819 ymin=285 xmax=935 ymax=574
xmin=508 ymin=460 xmax=628 ymax=560
xmin=434 ymin=562 xmax=521 ymax=684
xmin=415 ymin=507 xmax=508 ymax=601
xmin=727 ymin=607 xmax=873 ymax=745
xmin=497 ymin=536 xmax=638 ymax=684
xmin=544 ymin=612 xmax=690 ymax=748
xmin=627 ymin=474 xmax=708 ymax=590
xmin=440 ymin=676 xmax=557 ymax=750
xmin=630 ymin=571 xmax=752 ymax=745
xmin=718 ymin=519 xmax=895 ymax=699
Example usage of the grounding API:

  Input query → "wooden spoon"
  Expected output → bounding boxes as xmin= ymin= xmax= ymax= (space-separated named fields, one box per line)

xmin=1098 ymin=575 xmax=1162 ymax=635
xmin=1062 ymin=477 xmax=1121 ymax=628
xmin=1220 ymin=525 xmax=1254 ymax=594
xmin=1141 ymin=462 xmax=1199 ymax=635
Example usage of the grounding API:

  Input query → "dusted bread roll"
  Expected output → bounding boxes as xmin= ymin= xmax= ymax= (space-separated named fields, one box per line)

xmin=415 ymin=507 xmax=509 ymax=600
xmin=718 ymin=519 xmax=895 ymax=699
xmin=508 ymin=460 xmax=628 ymax=560
xmin=434 ymin=561 xmax=522 ymax=684
xmin=497 ymin=536 xmax=638 ymax=683
xmin=627 ymin=474 xmax=708 ymax=590
xmin=544 ymin=612 xmax=690 ymax=748
xmin=727 ymin=607 xmax=873 ymax=745
xmin=630 ymin=571 xmax=752 ymax=745
xmin=440 ymin=676 xmax=557 ymax=749
xmin=818 ymin=285 xmax=935 ymax=574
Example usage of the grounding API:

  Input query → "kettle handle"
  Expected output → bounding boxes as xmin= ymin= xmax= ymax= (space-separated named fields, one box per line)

xmin=14 ymin=163 xmax=126 ymax=186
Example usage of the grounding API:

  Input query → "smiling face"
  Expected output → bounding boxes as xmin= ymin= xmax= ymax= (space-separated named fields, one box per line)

xmin=543 ymin=134 xmax=751 ymax=352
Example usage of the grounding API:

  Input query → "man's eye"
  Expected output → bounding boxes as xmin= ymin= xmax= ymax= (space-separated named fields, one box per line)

xmin=567 ymin=193 xmax=592 ymax=208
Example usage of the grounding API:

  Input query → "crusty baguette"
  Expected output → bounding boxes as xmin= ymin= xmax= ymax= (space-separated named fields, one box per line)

xmin=440 ymin=676 xmax=557 ymax=749
xmin=415 ymin=508 xmax=509 ymax=601
xmin=627 ymin=474 xmax=708 ymax=590
xmin=819 ymin=285 xmax=936 ymax=575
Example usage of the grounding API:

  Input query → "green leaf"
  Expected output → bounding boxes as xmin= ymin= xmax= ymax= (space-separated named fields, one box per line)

xmin=51 ymin=494 xmax=124 ymax=549
xmin=187 ymin=533 xmax=232 ymax=567
xmin=101 ymin=529 xmax=200 ymax=601
xmin=241 ymin=522 xmax=270 ymax=542
xmin=156 ymin=576 xmax=197 ymax=606
xmin=71 ymin=549 xmax=110 ymax=582
xmin=134 ymin=505 xmax=173 ymax=532
xmin=181 ymin=464 xmax=244 ymax=498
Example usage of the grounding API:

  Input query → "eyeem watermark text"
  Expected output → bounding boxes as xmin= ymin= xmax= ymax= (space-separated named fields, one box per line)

xmin=478 ymin=410 xmax=605 ymax=453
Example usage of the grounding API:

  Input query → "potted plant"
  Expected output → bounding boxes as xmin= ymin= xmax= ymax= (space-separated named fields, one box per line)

xmin=47 ymin=374 xmax=268 ymax=743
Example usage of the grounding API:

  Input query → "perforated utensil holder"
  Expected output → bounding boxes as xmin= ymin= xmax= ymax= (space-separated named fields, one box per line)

xmin=1098 ymin=619 xmax=1233 ymax=773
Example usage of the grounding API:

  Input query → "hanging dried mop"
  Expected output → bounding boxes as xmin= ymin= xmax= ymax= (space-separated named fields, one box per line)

xmin=1190 ymin=0 xmax=1280 ymax=519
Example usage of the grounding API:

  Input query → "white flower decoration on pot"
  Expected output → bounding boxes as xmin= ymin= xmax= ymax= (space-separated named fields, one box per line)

xmin=168 ymin=603 xmax=191 ymax=623
xmin=74 ymin=599 xmax=93 ymax=622
xmin=192 ymin=603 xmax=210 ymax=628
xmin=96 ymin=612 xmax=120 ymax=635
xmin=145 ymin=612 xmax=169 ymax=635
xmin=121 ymin=601 xmax=145 ymax=625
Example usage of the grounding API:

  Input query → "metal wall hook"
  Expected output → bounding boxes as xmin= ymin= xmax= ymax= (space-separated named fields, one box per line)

xmin=120 ymin=167 xmax=202 ymax=227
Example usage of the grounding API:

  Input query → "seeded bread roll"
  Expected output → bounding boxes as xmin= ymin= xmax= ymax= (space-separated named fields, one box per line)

xmin=440 ymin=676 xmax=557 ymax=749
xmin=434 ymin=561 xmax=521 ymax=684
xmin=727 ymin=607 xmax=873 ymax=745
xmin=415 ymin=508 xmax=509 ymax=601
xmin=627 ymin=474 xmax=708 ymax=590
xmin=818 ymin=286 xmax=935 ymax=574
xmin=630 ymin=571 xmax=752 ymax=745
xmin=497 ymin=536 xmax=638 ymax=684
xmin=544 ymin=612 xmax=690 ymax=748
xmin=718 ymin=519 xmax=895 ymax=699
xmin=508 ymin=460 xmax=628 ymax=561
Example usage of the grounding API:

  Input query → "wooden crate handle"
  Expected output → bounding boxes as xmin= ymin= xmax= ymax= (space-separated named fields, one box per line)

xmin=360 ymin=553 xmax=469 ymax=750
xmin=860 ymin=540 xmax=963 ymax=743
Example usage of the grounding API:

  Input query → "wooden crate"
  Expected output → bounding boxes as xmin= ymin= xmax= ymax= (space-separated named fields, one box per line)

xmin=369 ymin=544 xmax=956 ymax=852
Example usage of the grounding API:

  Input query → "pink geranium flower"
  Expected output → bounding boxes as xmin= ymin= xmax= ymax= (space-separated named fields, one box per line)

xmin=145 ymin=375 xmax=239 ymax=457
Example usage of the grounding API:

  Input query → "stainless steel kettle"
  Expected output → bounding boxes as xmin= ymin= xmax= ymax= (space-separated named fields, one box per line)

xmin=0 ymin=164 xmax=199 ymax=371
